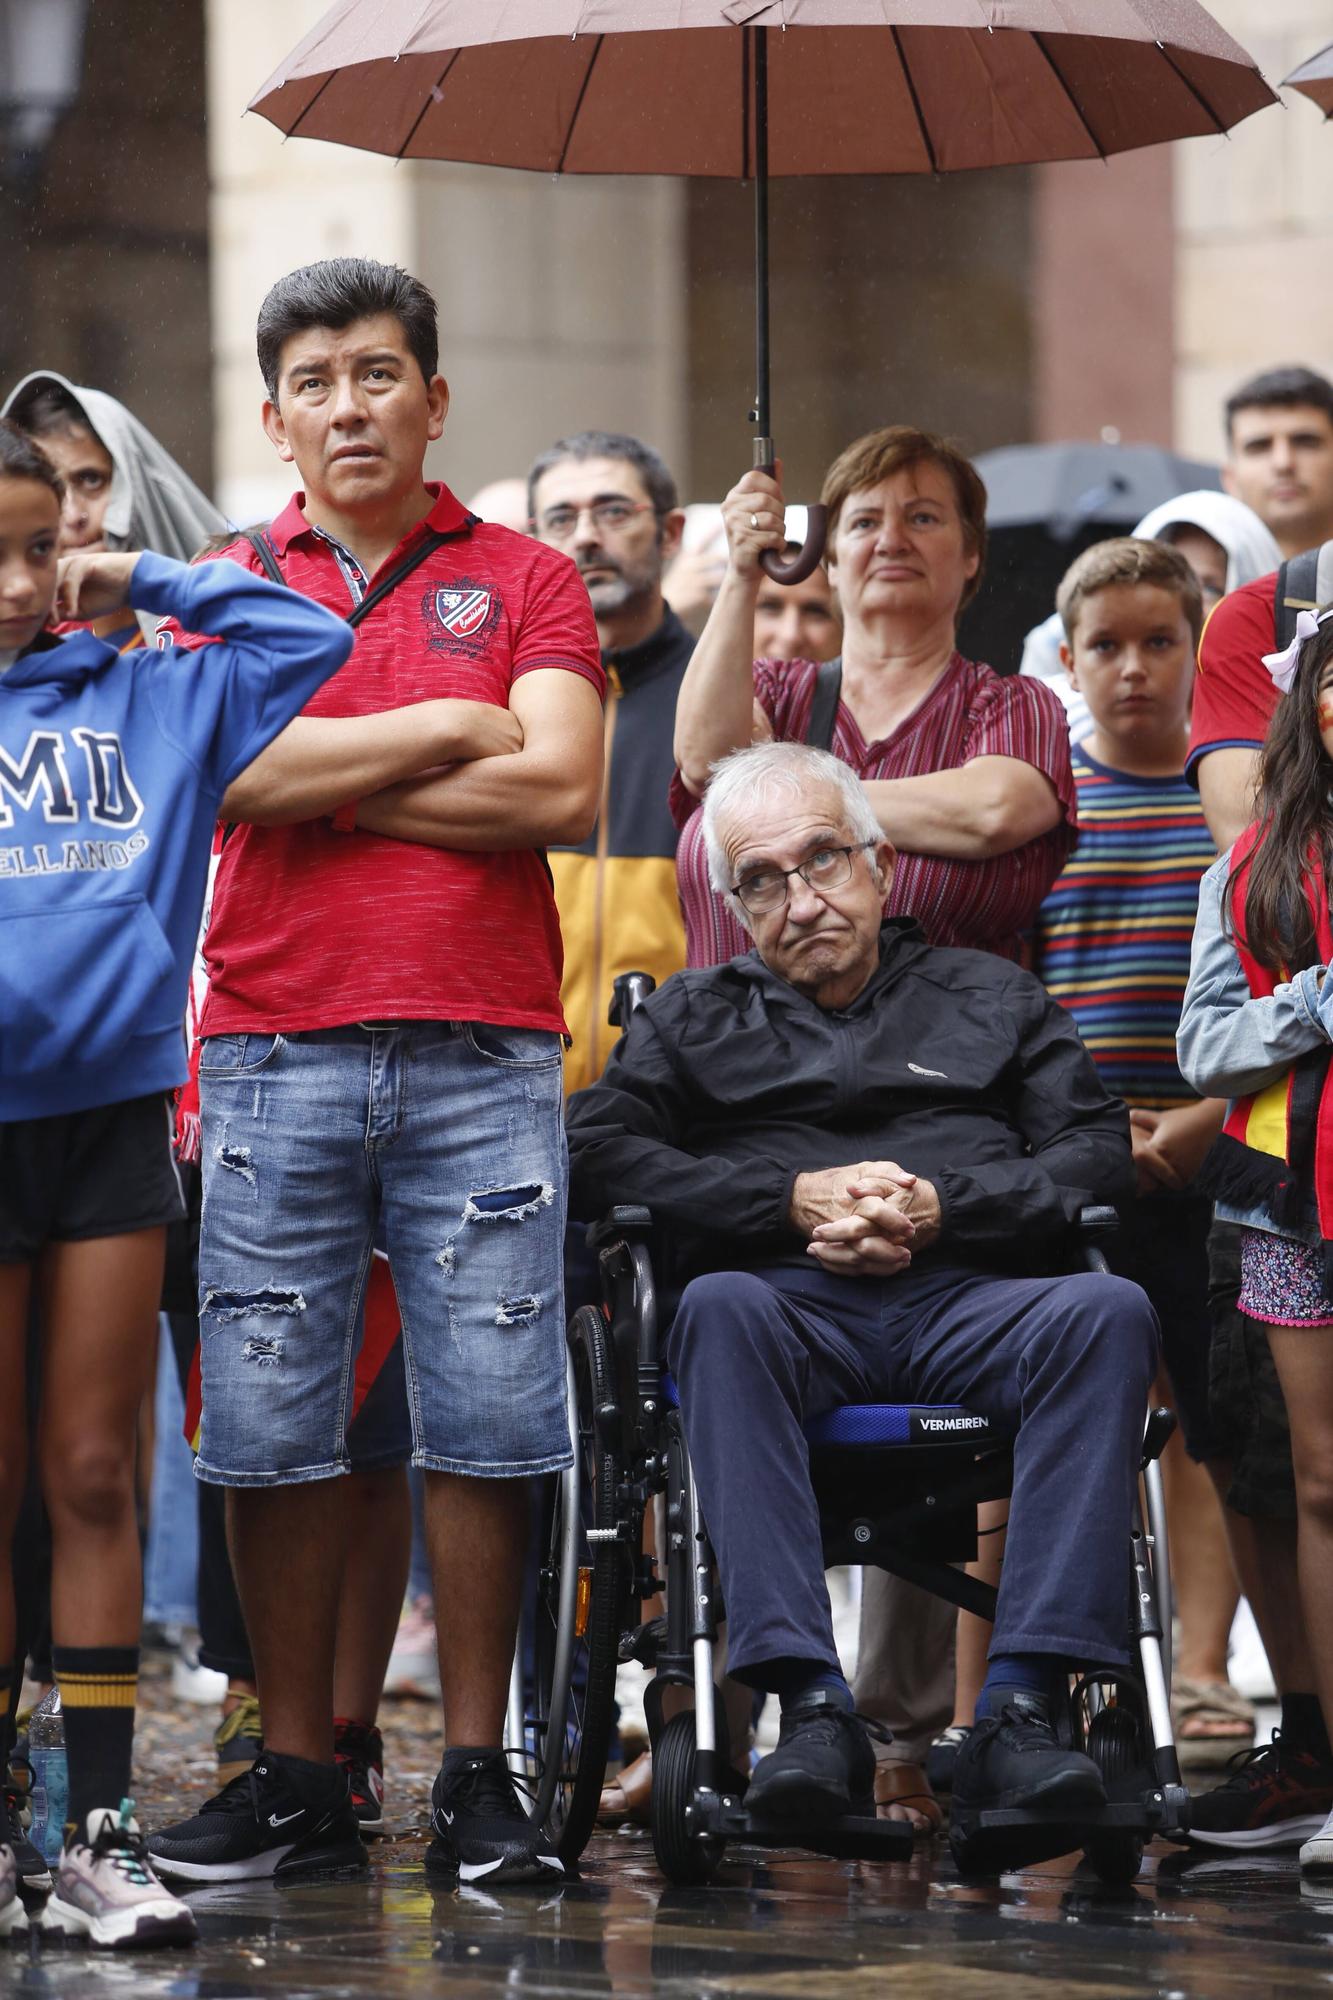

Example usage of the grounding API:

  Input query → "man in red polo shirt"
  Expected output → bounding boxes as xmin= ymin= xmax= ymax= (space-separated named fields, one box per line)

xmin=146 ymin=259 xmax=602 ymax=1889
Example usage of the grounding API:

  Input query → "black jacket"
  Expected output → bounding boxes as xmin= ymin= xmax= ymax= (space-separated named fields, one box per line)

xmin=566 ymin=919 xmax=1132 ymax=1281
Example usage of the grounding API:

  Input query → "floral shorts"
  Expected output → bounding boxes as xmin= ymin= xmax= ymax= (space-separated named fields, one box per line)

xmin=1238 ymin=1228 xmax=1333 ymax=1328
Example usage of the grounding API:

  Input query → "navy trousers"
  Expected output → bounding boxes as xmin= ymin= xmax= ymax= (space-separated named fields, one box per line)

xmin=665 ymin=1260 xmax=1159 ymax=1686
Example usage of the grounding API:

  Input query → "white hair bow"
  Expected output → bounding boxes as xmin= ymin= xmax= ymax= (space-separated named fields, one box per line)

xmin=1263 ymin=606 xmax=1333 ymax=695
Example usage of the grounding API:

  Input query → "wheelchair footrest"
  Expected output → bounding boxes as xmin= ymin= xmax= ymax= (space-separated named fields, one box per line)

xmin=967 ymin=1800 xmax=1156 ymax=1835
xmin=952 ymin=1798 xmax=1159 ymax=1875
xmin=688 ymin=1791 xmax=913 ymax=1863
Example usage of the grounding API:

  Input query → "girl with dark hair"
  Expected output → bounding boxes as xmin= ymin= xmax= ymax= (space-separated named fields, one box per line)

xmin=1179 ymin=608 xmax=1333 ymax=1876
xmin=0 ymin=417 xmax=353 ymax=1946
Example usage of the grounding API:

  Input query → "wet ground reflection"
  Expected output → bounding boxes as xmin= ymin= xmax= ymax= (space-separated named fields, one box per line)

xmin=4 ymin=1834 xmax=1332 ymax=1999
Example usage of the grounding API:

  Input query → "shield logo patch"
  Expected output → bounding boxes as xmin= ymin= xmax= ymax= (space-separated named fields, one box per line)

xmin=434 ymin=586 xmax=492 ymax=638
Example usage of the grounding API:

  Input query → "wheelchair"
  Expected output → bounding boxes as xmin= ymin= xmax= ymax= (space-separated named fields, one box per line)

xmin=508 ymin=972 xmax=1191 ymax=1886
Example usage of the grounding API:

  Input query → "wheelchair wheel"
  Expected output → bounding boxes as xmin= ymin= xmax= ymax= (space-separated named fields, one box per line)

xmin=652 ymin=1710 xmax=724 ymax=1886
xmin=1082 ymin=1702 xmax=1146 ymax=1885
xmin=528 ymin=1305 xmax=627 ymax=1865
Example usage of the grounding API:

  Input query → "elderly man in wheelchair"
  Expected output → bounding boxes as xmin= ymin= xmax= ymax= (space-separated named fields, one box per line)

xmin=562 ymin=740 xmax=1181 ymax=1881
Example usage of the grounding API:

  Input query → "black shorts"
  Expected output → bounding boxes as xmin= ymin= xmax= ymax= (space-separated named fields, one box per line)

xmin=1206 ymin=1217 xmax=1296 ymax=1518
xmin=1106 ymin=1189 xmax=1220 ymax=1461
xmin=0 ymin=1093 xmax=186 ymax=1264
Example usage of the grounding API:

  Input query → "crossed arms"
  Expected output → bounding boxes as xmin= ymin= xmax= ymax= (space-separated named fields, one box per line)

xmin=221 ymin=669 xmax=603 ymax=850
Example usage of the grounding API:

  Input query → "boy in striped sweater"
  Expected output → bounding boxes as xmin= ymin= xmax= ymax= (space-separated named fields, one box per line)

xmin=1034 ymin=536 xmax=1245 ymax=1764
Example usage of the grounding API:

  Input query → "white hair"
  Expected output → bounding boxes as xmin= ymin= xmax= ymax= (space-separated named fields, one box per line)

xmin=700 ymin=742 xmax=884 ymax=915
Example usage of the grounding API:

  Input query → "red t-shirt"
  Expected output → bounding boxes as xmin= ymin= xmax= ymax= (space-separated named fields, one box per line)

xmin=1186 ymin=572 xmax=1278 ymax=783
xmin=670 ymin=653 xmax=1078 ymax=966
xmin=158 ymin=483 xmax=603 ymax=1036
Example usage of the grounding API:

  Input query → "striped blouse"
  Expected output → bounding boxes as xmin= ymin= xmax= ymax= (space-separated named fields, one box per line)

xmin=670 ymin=652 xmax=1078 ymax=966
xmin=1034 ymin=746 xmax=1216 ymax=1109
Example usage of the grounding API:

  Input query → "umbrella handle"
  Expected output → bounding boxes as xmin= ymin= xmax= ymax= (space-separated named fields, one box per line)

xmin=759 ymin=506 xmax=827 ymax=585
xmin=754 ymin=443 xmax=827 ymax=584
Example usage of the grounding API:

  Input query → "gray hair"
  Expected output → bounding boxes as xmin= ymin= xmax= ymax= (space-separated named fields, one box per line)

xmin=527 ymin=430 xmax=678 ymax=523
xmin=701 ymin=742 xmax=883 ymax=919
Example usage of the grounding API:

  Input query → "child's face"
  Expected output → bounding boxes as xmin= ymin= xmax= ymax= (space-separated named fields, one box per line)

xmin=0 ymin=478 xmax=60 ymax=654
xmin=1062 ymin=584 xmax=1195 ymax=753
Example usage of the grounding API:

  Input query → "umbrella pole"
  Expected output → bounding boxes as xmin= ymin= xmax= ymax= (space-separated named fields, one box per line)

xmin=749 ymin=24 xmax=827 ymax=585
xmin=752 ymin=23 xmax=771 ymax=450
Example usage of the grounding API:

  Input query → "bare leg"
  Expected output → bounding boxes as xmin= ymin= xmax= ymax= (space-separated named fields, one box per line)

xmin=0 ymin=1263 xmax=31 ymax=1673
xmin=425 ymin=1472 xmax=528 ymax=1747
xmin=1204 ymin=1460 xmax=1313 ymax=1696
xmin=950 ymin=1500 xmax=1006 ymax=1728
xmin=1262 ymin=1330 xmax=1333 ymax=1737
xmin=332 ymin=1466 xmax=411 ymax=1724
xmin=38 ymin=1231 xmax=163 ymax=1650
xmin=227 ymin=1478 xmax=351 ymax=1764
xmin=1165 ymin=1437 xmax=1240 ymax=1684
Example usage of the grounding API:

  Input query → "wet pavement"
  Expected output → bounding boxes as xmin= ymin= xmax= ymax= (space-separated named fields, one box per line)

xmin=3 ymin=1670 xmax=1326 ymax=1999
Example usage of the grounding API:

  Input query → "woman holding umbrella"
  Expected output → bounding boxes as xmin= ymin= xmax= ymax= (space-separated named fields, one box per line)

xmin=673 ymin=425 xmax=1078 ymax=970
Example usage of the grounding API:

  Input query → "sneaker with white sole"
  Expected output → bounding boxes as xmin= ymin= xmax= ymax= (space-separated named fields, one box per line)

xmin=0 ymin=1844 xmax=28 ymax=1940
xmin=148 ymin=1756 xmax=366 ymax=1883
xmin=1301 ymin=1806 xmax=1333 ymax=1873
xmin=426 ymin=1749 xmax=564 ymax=1886
xmin=43 ymin=1804 xmax=196 ymax=1949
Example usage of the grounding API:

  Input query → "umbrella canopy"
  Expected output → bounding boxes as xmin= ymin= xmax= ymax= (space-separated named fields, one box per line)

xmin=251 ymin=2 xmax=1275 ymax=172
xmin=976 ymin=440 xmax=1220 ymax=539
xmin=957 ymin=440 xmax=1221 ymax=672
xmin=1284 ymin=41 xmax=1333 ymax=117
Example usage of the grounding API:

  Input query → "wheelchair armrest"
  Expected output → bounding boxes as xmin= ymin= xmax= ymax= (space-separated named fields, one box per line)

xmin=587 ymin=1204 xmax=654 ymax=1251
xmin=1078 ymin=1205 xmax=1119 ymax=1240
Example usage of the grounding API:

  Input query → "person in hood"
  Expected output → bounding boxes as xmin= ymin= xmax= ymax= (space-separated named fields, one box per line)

xmin=3 ymin=372 xmax=226 ymax=649
xmin=0 ymin=416 xmax=353 ymax=1948
xmin=566 ymin=740 xmax=1155 ymax=1849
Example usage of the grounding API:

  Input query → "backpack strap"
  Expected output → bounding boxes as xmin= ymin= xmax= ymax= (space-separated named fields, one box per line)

xmin=1275 ymin=546 xmax=1325 ymax=652
xmin=241 ymin=526 xmax=287 ymax=588
xmin=803 ymin=657 xmax=843 ymax=752
xmin=241 ymin=522 xmax=463 ymax=627
xmin=345 ymin=528 xmax=452 ymax=628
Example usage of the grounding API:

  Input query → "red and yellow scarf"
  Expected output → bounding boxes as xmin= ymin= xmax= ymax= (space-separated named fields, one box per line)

xmin=1210 ymin=822 xmax=1333 ymax=1269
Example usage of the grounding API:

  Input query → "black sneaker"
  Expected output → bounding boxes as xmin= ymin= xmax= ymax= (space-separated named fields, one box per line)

xmin=147 ymin=1756 xmax=367 ymax=1883
xmin=745 ymin=1695 xmax=877 ymax=1824
xmin=952 ymin=1696 xmax=1107 ymax=1815
xmin=1187 ymin=1731 xmax=1333 ymax=1850
xmin=426 ymin=1749 xmax=564 ymax=1886
xmin=4 ymin=1761 xmax=51 ymax=1894
xmin=334 ymin=1719 xmax=384 ymax=1836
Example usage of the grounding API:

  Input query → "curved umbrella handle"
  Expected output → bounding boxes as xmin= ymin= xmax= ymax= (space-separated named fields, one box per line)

xmin=759 ymin=506 xmax=827 ymax=585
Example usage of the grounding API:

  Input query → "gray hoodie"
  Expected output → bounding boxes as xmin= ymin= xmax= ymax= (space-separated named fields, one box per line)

xmin=2 ymin=370 xmax=228 ymax=638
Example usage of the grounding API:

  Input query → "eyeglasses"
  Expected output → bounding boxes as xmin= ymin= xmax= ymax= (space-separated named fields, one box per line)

xmin=732 ymin=841 xmax=876 ymax=915
xmin=538 ymin=500 xmax=656 ymax=541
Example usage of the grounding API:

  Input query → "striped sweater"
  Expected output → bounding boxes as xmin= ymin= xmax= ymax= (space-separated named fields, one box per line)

xmin=1035 ymin=745 xmax=1215 ymax=1109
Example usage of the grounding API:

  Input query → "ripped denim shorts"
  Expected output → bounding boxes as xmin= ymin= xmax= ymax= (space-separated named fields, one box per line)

xmin=194 ymin=1021 xmax=572 ymax=1487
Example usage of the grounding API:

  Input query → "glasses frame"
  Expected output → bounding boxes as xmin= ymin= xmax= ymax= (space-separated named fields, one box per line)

xmin=537 ymin=499 xmax=659 ymax=541
xmin=731 ymin=839 xmax=878 ymax=915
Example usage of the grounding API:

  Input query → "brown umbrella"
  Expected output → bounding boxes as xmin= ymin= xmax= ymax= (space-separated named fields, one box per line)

xmin=250 ymin=2 xmax=1276 ymax=580
xmin=1284 ymin=42 xmax=1333 ymax=117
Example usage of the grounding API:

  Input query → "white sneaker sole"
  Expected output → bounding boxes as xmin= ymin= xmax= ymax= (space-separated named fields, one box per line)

xmin=1188 ymin=1814 xmax=1328 ymax=1851
xmin=147 ymin=1842 xmax=298 ymax=1883
xmin=42 ymin=1891 xmax=196 ymax=1948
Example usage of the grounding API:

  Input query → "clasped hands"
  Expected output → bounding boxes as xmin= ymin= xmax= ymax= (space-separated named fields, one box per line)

xmin=788 ymin=1160 xmax=942 ymax=1276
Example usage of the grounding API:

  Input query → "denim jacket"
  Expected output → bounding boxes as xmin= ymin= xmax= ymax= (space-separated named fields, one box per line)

xmin=1177 ymin=851 xmax=1333 ymax=1243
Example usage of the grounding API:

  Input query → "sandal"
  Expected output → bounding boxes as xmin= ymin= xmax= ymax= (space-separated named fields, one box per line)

xmin=598 ymin=1747 xmax=653 ymax=1826
xmin=1172 ymin=1676 xmax=1256 ymax=1769
xmin=874 ymin=1760 xmax=943 ymax=1835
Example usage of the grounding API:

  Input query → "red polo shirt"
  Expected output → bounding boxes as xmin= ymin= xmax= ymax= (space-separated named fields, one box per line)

xmin=1185 ymin=572 xmax=1278 ymax=783
xmin=158 ymin=483 xmax=603 ymax=1036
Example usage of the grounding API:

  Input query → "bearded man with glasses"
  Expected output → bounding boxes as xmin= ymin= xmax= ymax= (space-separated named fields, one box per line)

xmin=529 ymin=430 xmax=694 ymax=1094
xmin=567 ymin=740 xmax=1156 ymax=1828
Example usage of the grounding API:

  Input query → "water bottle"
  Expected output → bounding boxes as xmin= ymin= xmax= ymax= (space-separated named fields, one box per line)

xmin=27 ymin=1689 xmax=67 ymax=1865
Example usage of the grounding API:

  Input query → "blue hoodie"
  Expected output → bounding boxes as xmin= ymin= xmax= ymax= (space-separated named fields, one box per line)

xmin=0 ymin=552 xmax=353 ymax=1121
